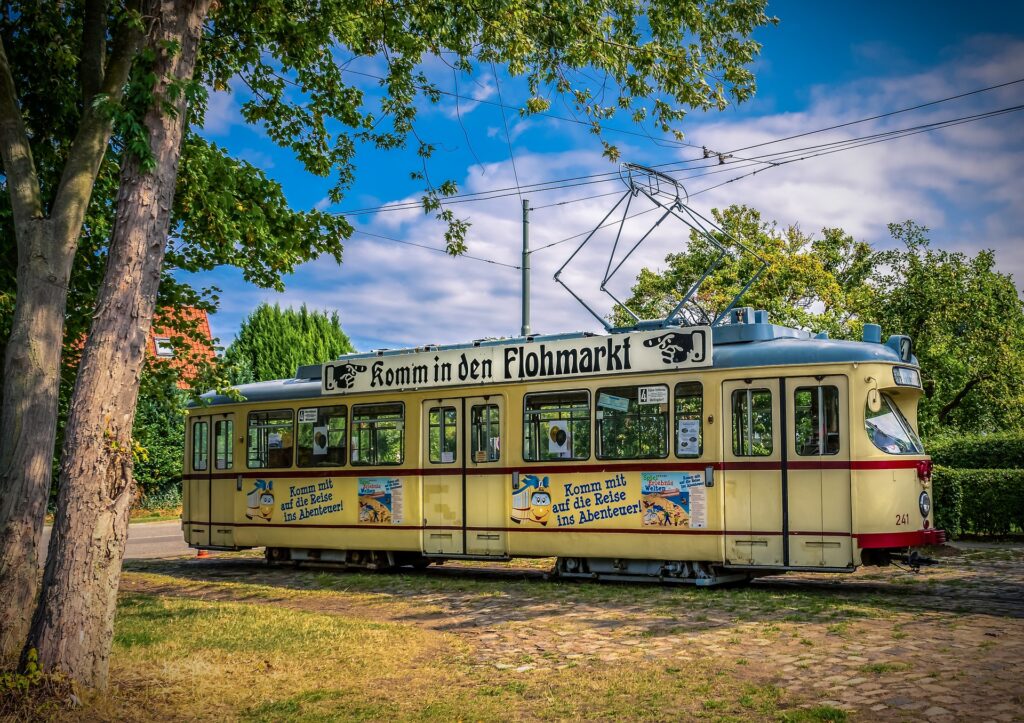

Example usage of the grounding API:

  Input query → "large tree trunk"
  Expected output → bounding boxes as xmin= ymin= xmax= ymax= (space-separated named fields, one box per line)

xmin=0 ymin=17 xmax=140 ymax=659
xmin=24 ymin=0 xmax=210 ymax=688
xmin=0 ymin=221 xmax=75 ymax=659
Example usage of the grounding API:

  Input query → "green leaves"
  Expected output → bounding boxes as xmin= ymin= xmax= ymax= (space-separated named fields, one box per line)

xmin=224 ymin=303 xmax=356 ymax=383
xmin=620 ymin=208 xmax=1024 ymax=437
xmin=869 ymin=222 xmax=1024 ymax=434
xmin=196 ymin=0 xmax=773 ymax=240
xmin=617 ymin=205 xmax=875 ymax=338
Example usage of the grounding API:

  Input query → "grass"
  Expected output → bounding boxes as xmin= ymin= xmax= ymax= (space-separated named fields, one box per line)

xmin=72 ymin=592 xmax=808 ymax=721
xmin=2 ymin=575 xmax=845 ymax=722
xmin=860 ymin=662 xmax=911 ymax=674
xmin=7 ymin=548 xmax=1004 ymax=721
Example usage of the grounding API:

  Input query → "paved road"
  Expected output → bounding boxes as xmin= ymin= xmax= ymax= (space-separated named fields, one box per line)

xmin=43 ymin=519 xmax=193 ymax=560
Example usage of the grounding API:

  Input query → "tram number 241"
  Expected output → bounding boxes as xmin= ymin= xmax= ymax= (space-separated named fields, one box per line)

xmin=895 ymin=513 xmax=910 ymax=526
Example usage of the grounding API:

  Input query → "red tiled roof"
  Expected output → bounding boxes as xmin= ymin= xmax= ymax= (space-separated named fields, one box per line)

xmin=148 ymin=307 xmax=216 ymax=388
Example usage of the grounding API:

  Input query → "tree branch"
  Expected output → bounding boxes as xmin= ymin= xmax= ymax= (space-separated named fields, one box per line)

xmin=51 ymin=0 xmax=145 ymax=243
xmin=80 ymin=0 xmax=108 ymax=102
xmin=0 ymin=36 xmax=42 ymax=227
xmin=938 ymin=376 xmax=988 ymax=424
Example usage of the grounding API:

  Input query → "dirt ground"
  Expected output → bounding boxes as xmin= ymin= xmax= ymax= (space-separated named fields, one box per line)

xmin=119 ymin=541 xmax=1024 ymax=722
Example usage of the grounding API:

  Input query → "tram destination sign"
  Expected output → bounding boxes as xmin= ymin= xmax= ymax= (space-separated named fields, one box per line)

xmin=321 ymin=326 xmax=712 ymax=395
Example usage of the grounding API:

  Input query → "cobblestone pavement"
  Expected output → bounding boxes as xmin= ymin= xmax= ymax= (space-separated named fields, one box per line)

xmin=124 ymin=542 xmax=1024 ymax=721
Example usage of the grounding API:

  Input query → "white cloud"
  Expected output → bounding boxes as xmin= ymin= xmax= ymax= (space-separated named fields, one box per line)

xmin=217 ymin=35 xmax=1024 ymax=353
xmin=200 ymin=86 xmax=241 ymax=135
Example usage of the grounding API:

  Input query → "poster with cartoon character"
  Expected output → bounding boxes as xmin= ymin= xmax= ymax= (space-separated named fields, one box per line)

xmin=246 ymin=479 xmax=274 ymax=521
xmin=511 ymin=473 xmax=552 ymax=525
xmin=640 ymin=471 xmax=706 ymax=528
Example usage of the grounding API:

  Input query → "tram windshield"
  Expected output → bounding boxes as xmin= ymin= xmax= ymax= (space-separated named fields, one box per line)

xmin=864 ymin=393 xmax=923 ymax=455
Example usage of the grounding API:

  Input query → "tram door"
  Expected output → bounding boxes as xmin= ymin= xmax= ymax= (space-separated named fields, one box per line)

xmin=722 ymin=379 xmax=784 ymax=566
xmin=209 ymin=414 xmax=236 ymax=547
xmin=186 ymin=413 xmax=236 ymax=548
xmin=787 ymin=376 xmax=852 ymax=568
xmin=421 ymin=399 xmax=464 ymax=555
xmin=463 ymin=396 xmax=505 ymax=556
xmin=186 ymin=415 xmax=212 ymax=547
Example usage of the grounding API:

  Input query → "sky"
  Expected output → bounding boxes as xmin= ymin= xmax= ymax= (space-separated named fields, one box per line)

xmin=185 ymin=0 xmax=1024 ymax=356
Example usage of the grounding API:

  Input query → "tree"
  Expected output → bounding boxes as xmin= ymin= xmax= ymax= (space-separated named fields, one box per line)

xmin=616 ymin=205 xmax=876 ymax=337
xmin=620 ymin=208 xmax=1024 ymax=437
xmin=225 ymin=303 xmax=355 ymax=382
xmin=1 ymin=0 xmax=775 ymax=688
xmin=868 ymin=222 xmax=1024 ymax=435
xmin=0 ymin=3 xmax=346 ymax=660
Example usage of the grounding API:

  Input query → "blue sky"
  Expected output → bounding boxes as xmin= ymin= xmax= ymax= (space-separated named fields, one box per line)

xmin=186 ymin=1 xmax=1024 ymax=354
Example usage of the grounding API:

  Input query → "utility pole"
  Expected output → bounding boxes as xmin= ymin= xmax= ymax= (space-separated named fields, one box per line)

xmin=521 ymin=198 xmax=531 ymax=337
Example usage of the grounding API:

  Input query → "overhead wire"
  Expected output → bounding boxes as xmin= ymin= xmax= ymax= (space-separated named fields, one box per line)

xmin=351 ymin=229 xmax=520 ymax=269
xmin=491 ymin=62 xmax=524 ymax=204
xmin=337 ymin=75 xmax=1024 ymax=217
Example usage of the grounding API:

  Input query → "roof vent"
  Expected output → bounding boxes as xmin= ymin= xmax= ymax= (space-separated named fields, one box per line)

xmin=862 ymin=324 xmax=882 ymax=344
xmin=754 ymin=310 xmax=770 ymax=324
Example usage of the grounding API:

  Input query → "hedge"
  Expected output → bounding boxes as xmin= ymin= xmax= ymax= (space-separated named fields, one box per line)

xmin=926 ymin=432 xmax=1024 ymax=469
xmin=932 ymin=466 xmax=1024 ymax=537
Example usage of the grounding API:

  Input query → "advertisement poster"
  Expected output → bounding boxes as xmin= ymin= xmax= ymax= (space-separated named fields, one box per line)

xmin=358 ymin=477 xmax=403 ymax=524
xmin=677 ymin=419 xmax=700 ymax=457
xmin=547 ymin=420 xmax=571 ymax=457
xmin=312 ymin=425 xmax=329 ymax=456
xmin=640 ymin=471 xmax=706 ymax=528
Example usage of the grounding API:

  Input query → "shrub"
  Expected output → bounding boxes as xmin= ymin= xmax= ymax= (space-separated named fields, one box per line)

xmin=932 ymin=467 xmax=1024 ymax=536
xmin=926 ymin=432 xmax=1024 ymax=469
xmin=931 ymin=466 xmax=963 ymax=538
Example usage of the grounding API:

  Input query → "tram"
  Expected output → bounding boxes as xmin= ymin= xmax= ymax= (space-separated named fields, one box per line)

xmin=182 ymin=307 xmax=944 ymax=585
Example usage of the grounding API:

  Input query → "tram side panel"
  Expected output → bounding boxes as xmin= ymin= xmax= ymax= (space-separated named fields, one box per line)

xmin=504 ymin=376 xmax=726 ymax=565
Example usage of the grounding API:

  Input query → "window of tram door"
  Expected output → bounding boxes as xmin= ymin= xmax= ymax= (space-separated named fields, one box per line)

xmin=523 ymin=390 xmax=590 ymax=461
xmin=732 ymin=389 xmax=773 ymax=456
xmin=247 ymin=410 xmax=294 ymax=469
xmin=192 ymin=421 xmax=209 ymax=471
xmin=794 ymin=386 xmax=840 ymax=455
xmin=297 ymin=405 xmax=347 ymax=467
xmin=214 ymin=419 xmax=233 ymax=469
xmin=596 ymin=385 xmax=668 ymax=460
xmin=471 ymin=404 xmax=500 ymax=462
xmin=674 ymin=381 xmax=703 ymax=457
xmin=351 ymin=403 xmax=404 ymax=465
xmin=428 ymin=406 xmax=457 ymax=463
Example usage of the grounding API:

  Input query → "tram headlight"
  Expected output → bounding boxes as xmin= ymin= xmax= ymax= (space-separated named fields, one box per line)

xmin=893 ymin=366 xmax=921 ymax=387
xmin=919 ymin=491 xmax=931 ymax=518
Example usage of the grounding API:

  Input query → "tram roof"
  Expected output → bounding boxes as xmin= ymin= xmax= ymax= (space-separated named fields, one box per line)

xmin=196 ymin=309 xmax=915 ymax=406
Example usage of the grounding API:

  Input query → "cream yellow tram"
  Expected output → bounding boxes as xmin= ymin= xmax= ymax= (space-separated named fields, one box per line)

xmin=183 ymin=307 xmax=944 ymax=585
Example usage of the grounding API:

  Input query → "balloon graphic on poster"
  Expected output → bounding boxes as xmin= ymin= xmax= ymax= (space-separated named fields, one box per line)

xmin=548 ymin=420 xmax=571 ymax=458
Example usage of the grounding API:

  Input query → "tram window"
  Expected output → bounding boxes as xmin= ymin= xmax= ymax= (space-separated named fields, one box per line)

xmin=865 ymin=393 xmax=924 ymax=455
xmin=428 ymin=407 xmax=458 ymax=463
xmin=795 ymin=386 xmax=840 ymax=456
xmin=471 ymin=404 xmax=501 ymax=462
xmin=732 ymin=389 xmax=773 ymax=456
xmin=596 ymin=385 xmax=668 ymax=460
xmin=192 ymin=421 xmax=209 ymax=471
xmin=297 ymin=405 xmax=347 ymax=468
xmin=214 ymin=419 xmax=233 ymax=470
xmin=247 ymin=410 xmax=294 ymax=469
xmin=352 ymin=403 xmax=404 ymax=465
xmin=523 ymin=391 xmax=590 ymax=461
xmin=674 ymin=381 xmax=703 ymax=457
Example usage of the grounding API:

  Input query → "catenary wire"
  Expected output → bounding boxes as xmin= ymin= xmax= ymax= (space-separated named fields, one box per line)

xmin=352 ymin=229 xmax=520 ymax=269
xmin=337 ymin=76 xmax=1024 ymax=217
